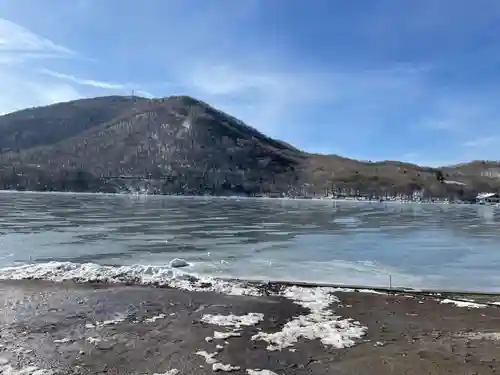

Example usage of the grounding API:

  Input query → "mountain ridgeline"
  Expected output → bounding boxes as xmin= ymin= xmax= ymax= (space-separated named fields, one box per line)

xmin=0 ymin=95 xmax=499 ymax=199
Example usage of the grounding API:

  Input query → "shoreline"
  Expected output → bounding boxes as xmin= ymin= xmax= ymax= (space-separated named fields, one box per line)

xmin=4 ymin=259 xmax=500 ymax=296
xmin=1 ymin=279 xmax=500 ymax=374
xmin=0 ymin=188 xmax=482 ymax=206
xmin=223 ymin=277 xmax=500 ymax=297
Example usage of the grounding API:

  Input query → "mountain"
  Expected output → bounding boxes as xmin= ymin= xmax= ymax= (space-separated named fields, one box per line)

xmin=0 ymin=95 xmax=498 ymax=199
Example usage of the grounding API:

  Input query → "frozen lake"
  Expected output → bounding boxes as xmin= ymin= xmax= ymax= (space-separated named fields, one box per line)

xmin=1 ymin=191 xmax=500 ymax=291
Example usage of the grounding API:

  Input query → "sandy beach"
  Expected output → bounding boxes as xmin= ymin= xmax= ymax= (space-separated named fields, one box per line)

xmin=1 ymin=280 xmax=500 ymax=374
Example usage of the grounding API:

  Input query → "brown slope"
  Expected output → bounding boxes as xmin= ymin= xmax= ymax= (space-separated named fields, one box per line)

xmin=303 ymin=154 xmax=500 ymax=199
xmin=0 ymin=95 xmax=498 ymax=197
xmin=0 ymin=96 xmax=149 ymax=152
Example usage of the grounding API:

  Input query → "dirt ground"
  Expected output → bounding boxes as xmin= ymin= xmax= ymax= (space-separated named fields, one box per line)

xmin=1 ymin=280 xmax=500 ymax=374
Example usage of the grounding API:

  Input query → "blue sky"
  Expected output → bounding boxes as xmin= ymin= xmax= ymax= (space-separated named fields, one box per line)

xmin=1 ymin=0 xmax=500 ymax=166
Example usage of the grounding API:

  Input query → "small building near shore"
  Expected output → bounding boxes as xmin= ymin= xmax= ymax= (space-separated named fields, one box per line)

xmin=476 ymin=192 xmax=500 ymax=204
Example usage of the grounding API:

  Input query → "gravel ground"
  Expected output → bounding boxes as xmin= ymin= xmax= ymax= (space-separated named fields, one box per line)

xmin=1 ymin=280 xmax=500 ymax=374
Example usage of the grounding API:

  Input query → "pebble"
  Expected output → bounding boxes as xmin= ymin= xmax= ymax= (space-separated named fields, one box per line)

xmin=169 ymin=258 xmax=189 ymax=268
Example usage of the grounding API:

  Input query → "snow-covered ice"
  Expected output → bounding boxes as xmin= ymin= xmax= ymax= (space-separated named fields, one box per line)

xmin=87 ymin=337 xmax=102 ymax=344
xmin=213 ymin=331 xmax=241 ymax=340
xmin=252 ymin=286 xmax=366 ymax=351
xmin=152 ymin=370 xmax=179 ymax=375
xmin=201 ymin=313 xmax=264 ymax=328
xmin=144 ymin=313 xmax=167 ymax=323
xmin=0 ymin=261 xmax=261 ymax=297
xmin=0 ymin=365 xmax=54 ymax=375
xmin=195 ymin=350 xmax=218 ymax=364
xmin=53 ymin=338 xmax=72 ymax=344
xmin=440 ymin=299 xmax=487 ymax=308
xmin=462 ymin=332 xmax=500 ymax=340
xmin=212 ymin=363 xmax=240 ymax=372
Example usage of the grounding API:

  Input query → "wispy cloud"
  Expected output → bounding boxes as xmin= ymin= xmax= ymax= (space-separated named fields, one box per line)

xmin=419 ymin=96 xmax=498 ymax=132
xmin=0 ymin=15 xmax=155 ymax=114
xmin=175 ymin=60 xmax=430 ymax=140
xmin=0 ymin=17 xmax=81 ymax=114
xmin=41 ymin=69 xmax=126 ymax=90
xmin=0 ymin=18 xmax=74 ymax=63
xmin=0 ymin=68 xmax=82 ymax=115
xmin=464 ymin=136 xmax=500 ymax=148
xmin=176 ymin=62 xmax=326 ymax=136
xmin=41 ymin=69 xmax=155 ymax=97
